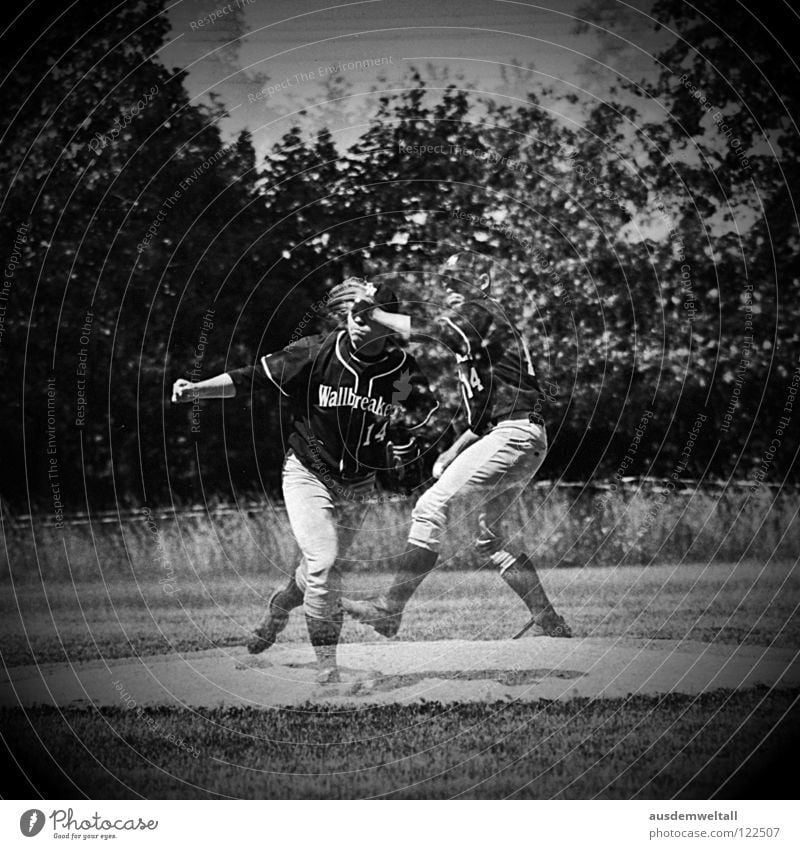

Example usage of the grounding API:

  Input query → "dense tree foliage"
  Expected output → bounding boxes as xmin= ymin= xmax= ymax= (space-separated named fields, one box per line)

xmin=577 ymin=0 xmax=799 ymax=480
xmin=636 ymin=0 xmax=800 ymax=482
xmin=1 ymin=0 xmax=796 ymax=512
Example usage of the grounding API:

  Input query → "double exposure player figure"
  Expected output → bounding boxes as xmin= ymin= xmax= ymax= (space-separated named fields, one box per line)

xmin=172 ymin=278 xmax=437 ymax=682
xmin=343 ymin=252 xmax=571 ymax=640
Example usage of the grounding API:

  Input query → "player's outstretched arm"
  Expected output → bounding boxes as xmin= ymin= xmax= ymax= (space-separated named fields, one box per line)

xmin=171 ymin=373 xmax=236 ymax=403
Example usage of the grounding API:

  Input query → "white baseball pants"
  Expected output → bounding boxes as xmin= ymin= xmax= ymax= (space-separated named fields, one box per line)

xmin=408 ymin=419 xmax=547 ymax=570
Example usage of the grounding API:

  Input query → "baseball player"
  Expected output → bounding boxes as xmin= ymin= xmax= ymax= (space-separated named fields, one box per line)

xmin=342 ymin=252 xmax=571 ymax=640
xmin=172 ymin=278 xmax=437 ymax=682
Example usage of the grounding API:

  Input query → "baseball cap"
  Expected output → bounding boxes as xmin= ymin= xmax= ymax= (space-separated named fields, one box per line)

xmin=327 ymin=277 xmax=400 ymax=317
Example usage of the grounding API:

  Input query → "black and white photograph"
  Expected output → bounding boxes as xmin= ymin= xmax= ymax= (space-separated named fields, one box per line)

xmin=1 ymin=0 xmax=799 ymax=825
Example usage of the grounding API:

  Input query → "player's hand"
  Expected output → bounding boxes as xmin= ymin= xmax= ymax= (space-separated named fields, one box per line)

xmin=171 ymin=379 xmax=195 ymax=404
xmin=432 ymin=447 xmax=456 ymax=479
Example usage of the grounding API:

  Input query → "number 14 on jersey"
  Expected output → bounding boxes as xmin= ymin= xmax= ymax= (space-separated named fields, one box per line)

xmin=458 ymin=363 xmax=485 ymax=399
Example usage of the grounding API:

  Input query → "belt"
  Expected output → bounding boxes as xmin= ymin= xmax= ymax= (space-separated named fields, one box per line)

xmin=288 ymin=450 xmax=374 ymax=488
xmin=491 ymin=410 xmax=545 ymax=427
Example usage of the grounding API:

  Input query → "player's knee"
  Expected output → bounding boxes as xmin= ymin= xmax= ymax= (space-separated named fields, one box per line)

xmin=474 ymin=534 xmax=516 ymax=572
xmin=407 ymin=525 xmax=441 ymax=553
xmin=303 ymin=549 xmax=337 ymax=579
xmin=474 ymin=513 xmax=504 ymax=556
xmin=474 ymin=535 xmax=499 ymax=557
xmin=409 ymin=511 xmax=446 ymax=553
xmin=303 ymin=597 xmax=332 ymax=620
xmin=302 ymin=584 xmax=340 ymax=620
xmin=411 ymin=490 xmax=447 ymax=529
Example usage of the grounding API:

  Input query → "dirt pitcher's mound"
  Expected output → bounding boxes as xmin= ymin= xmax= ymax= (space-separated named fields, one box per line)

xmin=2 ymin=638 xmax=798 ymax=709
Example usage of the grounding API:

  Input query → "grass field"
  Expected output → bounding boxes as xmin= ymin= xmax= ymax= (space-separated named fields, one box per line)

xmin=2 ymin=562 xmax=798 ymax=668
xmin=1 ymin=558 xmax=798 ymax=799
xmin=2 ymin=485 xmax=799 ymax=800
xmin=3 ymin=689 xmax=798 ymax=799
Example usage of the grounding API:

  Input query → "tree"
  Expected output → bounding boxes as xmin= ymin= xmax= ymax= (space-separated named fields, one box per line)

xmin=0 ymin=1 xmax=290 ymax=508
xmin=633 ymin=0 xmax=800 ymax=480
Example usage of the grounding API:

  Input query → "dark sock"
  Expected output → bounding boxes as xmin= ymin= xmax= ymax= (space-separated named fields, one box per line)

xmin=272 ymin=573 xmax=304 ymax=613
xmin=305 ymin=611 xmax=343 ymax=671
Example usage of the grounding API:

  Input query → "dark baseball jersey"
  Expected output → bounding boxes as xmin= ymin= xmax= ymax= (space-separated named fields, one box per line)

xmin=228 ymin=330 xmax=437 ymax=481
xmin=436 ymin=299 xmax=544 ymax=435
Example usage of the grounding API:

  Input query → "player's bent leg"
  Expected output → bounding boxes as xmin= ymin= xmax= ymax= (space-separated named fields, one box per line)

xmin=476 ymin=511 xmax=571 ymax=639
xmin=342 ymin=542 xmax=438 ymax=637
xmin=297 ymin=513 xmax=346 ymax=675
xmin=301 ymin=563 xmax=344 ymax=676
xmin=342 ymin=469 xmax=460 ymax=637
xmin=343 ymin=440 xmax=507 ymax=636
xmin=281 ymin=451 xmax=346 ymax=672
xmin=468 ymin=423 xmax=569 ymax=637
xmin=305 ymin=610 xmax=343 ymax=684
xmin=246 ymin=571 xmax=304 ymax=654
xmin=501 ymin=555 xmax=571 ymax=638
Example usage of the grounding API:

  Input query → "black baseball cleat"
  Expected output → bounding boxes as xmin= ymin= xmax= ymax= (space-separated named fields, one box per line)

xmin=341 ymin=597 xmax=401 ymax=638
xmin=246 ymin=590 xmax=292 ymax=654
xmin=513 ymin=610 xmax=573 ymax=640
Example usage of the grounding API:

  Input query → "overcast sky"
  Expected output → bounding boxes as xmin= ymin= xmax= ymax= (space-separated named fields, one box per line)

xmin=160 ymin=0 xmax=669 ymax=159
